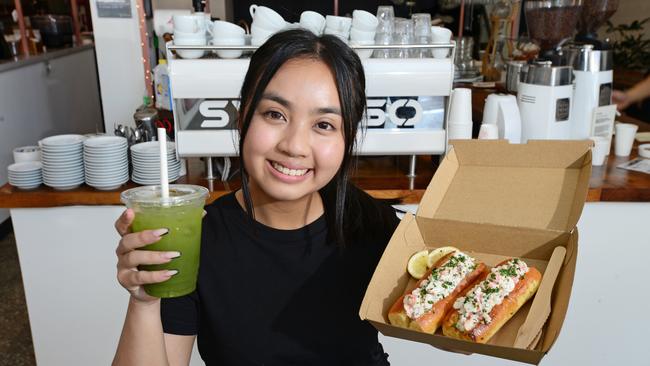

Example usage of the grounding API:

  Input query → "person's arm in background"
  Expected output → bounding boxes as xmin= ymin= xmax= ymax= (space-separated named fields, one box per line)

xmin=613 ymin=75 xmax=650 ymax=110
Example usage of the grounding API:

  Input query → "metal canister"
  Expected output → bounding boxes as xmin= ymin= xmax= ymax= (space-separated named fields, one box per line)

xmin=506 ymin=60 xmax=527 ymax=92
xmin=133 ymin=107 xmax=159 ymax=142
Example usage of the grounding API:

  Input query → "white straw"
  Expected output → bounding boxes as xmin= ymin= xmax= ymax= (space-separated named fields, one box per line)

xmin=158 ymin=128 xmax=170 ymax=200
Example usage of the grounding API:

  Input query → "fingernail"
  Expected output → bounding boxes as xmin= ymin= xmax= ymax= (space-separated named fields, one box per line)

xmin=164 ymin=251 xmax=181 ymax=259
xmin=165 ymin=270 xmax=178 ymax=277
xmin=152 ymin=228 xmax=169 ymax=237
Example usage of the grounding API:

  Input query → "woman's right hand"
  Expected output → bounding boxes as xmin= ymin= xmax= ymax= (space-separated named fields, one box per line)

xmin=114 ymin=209 xmax=180 ymax=304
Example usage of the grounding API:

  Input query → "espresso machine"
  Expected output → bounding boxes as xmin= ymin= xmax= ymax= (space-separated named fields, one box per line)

xmin=564 ymin=0 xmax=618 ymax=140
xmin=517 ymin=0 xmax=582 ymax=142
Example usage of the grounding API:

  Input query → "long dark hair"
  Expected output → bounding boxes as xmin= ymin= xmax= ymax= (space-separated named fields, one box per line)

xmin=237 ymin=29 xmax=367 ymax=246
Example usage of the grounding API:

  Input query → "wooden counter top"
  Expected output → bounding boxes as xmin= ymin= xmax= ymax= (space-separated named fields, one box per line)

xmin=2 ymin=138 xmax=649 ymax=208
xmin=1 ymin=87 xmax=649 ymax=208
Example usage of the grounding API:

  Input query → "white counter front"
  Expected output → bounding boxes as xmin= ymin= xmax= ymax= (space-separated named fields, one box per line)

xmin=11 ymin=202 xmax=650 ymax=365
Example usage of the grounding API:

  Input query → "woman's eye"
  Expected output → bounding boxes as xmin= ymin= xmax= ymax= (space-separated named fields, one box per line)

xmin=264 ymin=111 xmax=285 ymax=120
xmin=316 ymin=121 xmax=335 ymax=131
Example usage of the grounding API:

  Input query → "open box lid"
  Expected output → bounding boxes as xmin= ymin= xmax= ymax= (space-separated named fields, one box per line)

xmin=416 ymin=140 xmax=592 ymax=239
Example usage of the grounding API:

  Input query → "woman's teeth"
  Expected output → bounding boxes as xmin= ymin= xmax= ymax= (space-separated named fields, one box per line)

xmin=271 ymin=161 xmax=308 ymax=176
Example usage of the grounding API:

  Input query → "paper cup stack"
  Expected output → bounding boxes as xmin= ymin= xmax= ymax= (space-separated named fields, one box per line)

xmin=83 ymin=136 xmax=129 ymax=190
xmin=40 ymin=134 xmax=86 ymax=190
xmin=7 ymin=161 xmax=43 ymax=190
xmin=131 ymin=141 xmax=181 ymax=185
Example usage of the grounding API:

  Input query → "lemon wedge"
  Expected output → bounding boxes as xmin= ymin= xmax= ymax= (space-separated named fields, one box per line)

xmin=407 ymin=250 xmax=430 ymax=279
xmin=427 ymin=246 xmax=459 ymax=268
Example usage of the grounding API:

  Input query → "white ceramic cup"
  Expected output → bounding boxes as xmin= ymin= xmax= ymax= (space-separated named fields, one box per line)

xmin=478 ymin=123 xmax=499 ymax=140
xmin=173 ymin=29 xmax=207 ymax=39
xmin=589 ymin=136 xmax=609 ymax=166
xmin=614 ymin=123 xmax=639 ymax=157
xmin=352 ymin=10 xmax=378 ymax=32
xmin=323 ymin=29 xmax=349 ymax=42
xmin=173 ymin=35 xmax=207 ymax=59
xmin=250 ymin=24 xmax=278 ymax=44
xmin=210 ymin=20 xmax=245 ymax=37
xmin=13 ymin=146 xmax=41 ymax=163
xmin=325 ymin=15 xmax=352 ymax=34
xmin=173 ymin=14 xmax=207 ymax=34
xmin=300 ymin=11 xmax=325 ymax=35
xmin=211 ymin=37 xmax=245 ymax=58
xmin=350 ymin=27 xmax=375 ymax=42
xmin=431 ymin=26 xmax=452 ymax=58
xmin=250 ymin=4 xmax=286 ymax=30
xmin=449 ymin=88 xmax=473 ymax=124
xmin=448 ymin=122 xmax=473 ymax=140
xmin=350 ymin=39 xmax=374 ymax=59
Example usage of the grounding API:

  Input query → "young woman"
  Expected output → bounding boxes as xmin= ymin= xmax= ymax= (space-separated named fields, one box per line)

xmin=113 ymin=29 xmax=400 ymax=366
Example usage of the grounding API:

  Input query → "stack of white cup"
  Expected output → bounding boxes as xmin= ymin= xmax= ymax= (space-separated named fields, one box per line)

xmin=349 ymin=10 xmax=378 ymax=58
xmin=249 ymin=4 xmax=286 ymax=46
xmin=210 ymin=20 xmax=246 ymax=59
xmin=447 ymin=88 xmax=473 ymax=140
xmin=299 ymin=11 xmax=325 ymax=35
xmin=173 ymin=14 xmax=208 ymax=59
xmin=323 ymin=15 xmax=352 ymax=41
xmin=431 ymin=26 xmax=453 ymax=59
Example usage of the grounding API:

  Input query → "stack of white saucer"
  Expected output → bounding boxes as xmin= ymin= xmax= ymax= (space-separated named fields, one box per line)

xmin=40 ymin=134 xmax=86 ymax=190
xmin=7 ymin=161 xmax=43 ymax=190
xmin=130 ymin=141 xmax=181 ymax=185
xmin=83 ymin=136 xmax=129 ymax=190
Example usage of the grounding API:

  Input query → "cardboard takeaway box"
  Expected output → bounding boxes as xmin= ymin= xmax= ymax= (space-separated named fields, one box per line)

xmin=360 ymin=139 xmax=592 ymax=364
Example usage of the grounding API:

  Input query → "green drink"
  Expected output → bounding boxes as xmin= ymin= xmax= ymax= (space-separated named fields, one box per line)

xmin=121 ymin=185 xmax=209 ymax=298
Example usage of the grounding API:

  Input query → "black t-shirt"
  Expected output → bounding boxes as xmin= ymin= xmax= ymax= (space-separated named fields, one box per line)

xmin=161 ymin=185 xmax=399 ymax=366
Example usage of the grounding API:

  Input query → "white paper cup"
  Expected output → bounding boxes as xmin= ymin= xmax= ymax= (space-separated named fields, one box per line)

xmin=350 ymin=27 xmax=375 ymax=42
xmin=589 ymin=136 xmax=609 ymax=166
xmin=250 ymin=4 xmax=286 ymax=30
xmin=614 ymin=123 xmax=639 ymax=157
xmin=173 ymin=14 xmax=207 ymax=34
xmin=448 ymin=122 xmax=473 ymax=140
xmin=13 ymin=145 xmax=41 ymax=163
xmin=300 ymin=11 xmax=325 ymax=35
xmin=431 ymin=26 xmax=452 ymax=58
xmin=478 ymin=123 xmax=499 ymax=140
xmin=449 ymin=88 xmax=473 ymax=124
xmin=352 ymin=10 xmax=378 ymax=32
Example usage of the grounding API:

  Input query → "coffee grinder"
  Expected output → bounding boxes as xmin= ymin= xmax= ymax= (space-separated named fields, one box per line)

xmin=517 ymin=0 xmax=582 ymax=142
xmin=564 ymin=0 xmax=618 ymax=139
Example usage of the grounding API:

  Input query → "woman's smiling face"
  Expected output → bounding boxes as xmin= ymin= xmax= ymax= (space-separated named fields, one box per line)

xmin=242 ymin=57 xmax=345 ymax=204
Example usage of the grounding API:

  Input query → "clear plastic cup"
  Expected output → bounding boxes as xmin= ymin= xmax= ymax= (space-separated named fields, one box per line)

xmin=121 ymin=184 xmax=209 ymax=298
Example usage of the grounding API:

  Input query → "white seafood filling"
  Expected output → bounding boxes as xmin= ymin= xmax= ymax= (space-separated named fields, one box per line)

xmin=453 ymin=258 xmax=529 ymax=332
xmin=403 ymin=252 xmax=477 ymax=319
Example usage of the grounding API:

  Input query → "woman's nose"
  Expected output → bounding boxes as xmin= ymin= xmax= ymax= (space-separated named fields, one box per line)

xmin=277 ymin=122 xmax=310 ymax=158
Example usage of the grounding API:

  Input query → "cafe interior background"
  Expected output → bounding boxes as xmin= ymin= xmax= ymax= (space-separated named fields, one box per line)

xmin=0 ymin=0 xmax=649 ymax=365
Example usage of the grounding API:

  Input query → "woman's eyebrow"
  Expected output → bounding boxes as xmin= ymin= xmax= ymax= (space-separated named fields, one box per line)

xmin=261 ymin=92 xmax=292 ymax=108
xmin=313 ymin=106 xmax=342 ymax=116
xmin=261 ymin=91 xmax=341 ymax=116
